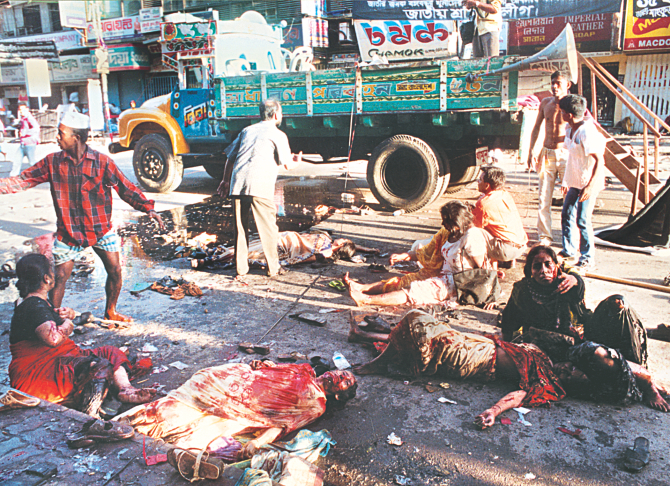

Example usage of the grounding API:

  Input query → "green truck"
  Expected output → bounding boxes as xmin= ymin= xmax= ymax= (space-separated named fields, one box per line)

xmin=113 ymin=13 xmax=530 ymax=212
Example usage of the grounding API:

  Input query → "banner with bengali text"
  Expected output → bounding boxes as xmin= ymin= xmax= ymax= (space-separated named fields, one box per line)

xmin=624 ymin=0 xmax=670 ymax=51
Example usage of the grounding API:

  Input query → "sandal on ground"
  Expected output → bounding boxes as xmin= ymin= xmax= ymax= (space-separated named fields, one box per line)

xmin=328 ymin=280 xmax=346 ymax=292
xmin=167 ymin=448 xmax=223 ymax=482
xmin=624 ymin=437 xmax=650 ymax=472
xmin=66 ymin=418 xmax=134 ymax=448
xmin=0 ymin=389 xmax=40 ymax=412
xmin=362 ymin=315 xmax=393 ymax=333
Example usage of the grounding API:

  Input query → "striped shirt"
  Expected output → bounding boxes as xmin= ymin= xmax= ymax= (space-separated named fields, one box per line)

xmin=0 ymin=146 xmax=154 ymax=247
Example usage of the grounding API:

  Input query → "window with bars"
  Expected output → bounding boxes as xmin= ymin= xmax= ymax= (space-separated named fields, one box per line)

xmin=48 ymin=3 xmax=62 ymax=32
xmin=22 ymin=4 xmax=43 ymax=36
xmin=144 ymin=74 xmax=179 ymax=100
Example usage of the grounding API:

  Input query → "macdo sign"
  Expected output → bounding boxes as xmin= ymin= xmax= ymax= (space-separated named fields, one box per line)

xmin=624 ymin=0 xmax=670 ymax=51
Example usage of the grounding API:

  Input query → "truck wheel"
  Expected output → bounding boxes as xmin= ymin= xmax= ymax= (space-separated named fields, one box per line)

xmin=427 ymin=141 xmax=451 ymax=197
xmin=367 ymin=134 xmax=444 ymax=212
xmin=132 ymin=134 xmax=183 ymax=193
xmin=203 ymin=163 xmax=224 ymax=181
xmin=445 ymin=150 xmax=479 ymax=194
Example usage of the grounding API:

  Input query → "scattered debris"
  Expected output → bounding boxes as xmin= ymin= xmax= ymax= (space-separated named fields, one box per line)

xmin=500 ymin=417 xmax=512 ymax=425
xmin=332 ymin=352 xmax=351 ymax=370
xmin=557 ymin=426 xmax=584 ymax=440
xmin=525 ymin=472 xmax=536 ymax=480
xmin=151 ymin=365 xmax=169 ymax=375
xmin=290 ymin=312 xmax=327 ymax=327
xmin=238 ymin=343 xmax=271 ymax=355
xmin=327 ymin=280 xmax=346 ymax=292
xmin=395 ymin=475 xmax=411 ymax=485
xmin=141 ymin=344 xmax=158 ymax=353
xmin=437 ymin=397 xmax=457 ymax=405
xmin=169 ymin=361 xmax=189 ymax=370
xmin=387 ymin=432 xmax=403 ymax=446
xmin=513 ymin=407 xmax=532 ymax=426
xmin=439 ymin=382 xmax=450 ymax=389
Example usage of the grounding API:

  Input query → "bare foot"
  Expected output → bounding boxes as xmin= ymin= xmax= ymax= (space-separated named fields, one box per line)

xmin=118 ymin=387 xmax=157 ymax=404
xmin=353 ymin=359 xmax=388 ymax=375
xmin=349 ymin=318 xmax=390 ymax=344
xmin=343 ymin=272 xmax=357 ymax=289
xmin=349 ymin=287 xmax=371 ymax=307
xmin=105 ymin=310 xmax=133 ymax=322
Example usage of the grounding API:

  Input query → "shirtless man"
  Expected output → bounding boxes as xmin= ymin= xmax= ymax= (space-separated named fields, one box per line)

xmin=527 ymin=71 xmax=571 ymax=247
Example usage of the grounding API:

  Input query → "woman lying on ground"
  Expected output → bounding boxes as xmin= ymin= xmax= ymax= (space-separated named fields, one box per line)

xmin=351 ymin=309 xmax=565 ymax=428
xmin=115 ymin=361 xmax=357 ymax=459
xmin=8 ymin=254 xmax=156 ymax=417
xmin=500 ymin=245 xmax=648 ymax=367
xmin=345 ymin=200 xmax=492 ymax=307
xmin=192 ymin=230 xmax=378 ymax=269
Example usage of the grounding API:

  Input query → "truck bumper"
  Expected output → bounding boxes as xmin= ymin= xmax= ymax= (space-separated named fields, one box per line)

xmin=108 ymin=142 xmax=130 ymax=154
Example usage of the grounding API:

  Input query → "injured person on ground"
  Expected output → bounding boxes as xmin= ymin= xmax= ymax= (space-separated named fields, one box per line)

xmin=114 ymin=360 xmax=357 ymax=459
xmin=8 ymin=254 xmax=156 ymax=417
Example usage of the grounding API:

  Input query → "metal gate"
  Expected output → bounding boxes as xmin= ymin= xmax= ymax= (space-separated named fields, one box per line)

xmin=143 ymin=74 xmax=179 ymax=100
xmin=622 ymin=54 xmax=670 ymax=133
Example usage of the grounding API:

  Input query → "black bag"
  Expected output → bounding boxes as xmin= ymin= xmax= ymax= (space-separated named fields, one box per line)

xmin=459 ymin=10 xmax=476 ymax=45
xmin=452 ymin=268 xmax=500 ymax=306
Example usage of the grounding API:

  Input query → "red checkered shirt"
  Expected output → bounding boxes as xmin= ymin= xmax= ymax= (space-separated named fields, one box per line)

xmin=0 ymin=146 xmax=154 ymax=247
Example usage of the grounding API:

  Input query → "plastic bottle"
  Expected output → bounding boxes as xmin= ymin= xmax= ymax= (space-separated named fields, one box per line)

xmin=332 ymin=352 xmax=351 ymax=370
xmin=393 ymin=209 xmax=406 ymax=216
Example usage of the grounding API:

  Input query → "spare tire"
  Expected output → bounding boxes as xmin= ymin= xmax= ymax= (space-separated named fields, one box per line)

xmin=366 ymin=135 xmax=444 ymax=212
xmin=132 ymin=133 xmax=183 ymax=193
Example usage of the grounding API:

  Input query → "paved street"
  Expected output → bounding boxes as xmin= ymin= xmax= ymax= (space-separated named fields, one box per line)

xmin=0 ymin=140 xmax=669 ymax=485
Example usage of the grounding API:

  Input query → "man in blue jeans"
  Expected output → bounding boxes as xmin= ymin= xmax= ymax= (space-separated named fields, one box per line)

xmin=558 ymin=95 xmax=606 ymax=272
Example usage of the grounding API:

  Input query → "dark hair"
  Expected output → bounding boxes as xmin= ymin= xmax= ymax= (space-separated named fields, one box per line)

xmin=332 ymin=241 xmax=356 ymax=261
xmin=480 ymin=166 xmax=505 ymax=190
xmin=15 ymin=253 xmax=52 ymax=298
xmin=259 ymin=99 xmax=281 ymax=121
xmin=18 ymin=102 xmax=28 ymax=108
xmin=440 ymin=200 xmax=474 ymax=240
xmin=558 ymin=94 xmax=586 ymax=118
xmin=524 ymin=245 xmax=558 ymax=278
xmin=551 ymin=70 xmax=571 ymax=83
xmin=73 ymin=127 xmax=89 ymax=143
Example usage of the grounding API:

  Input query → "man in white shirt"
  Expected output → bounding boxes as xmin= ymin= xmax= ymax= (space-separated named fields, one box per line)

xmin=558 ymin=95 xmax=606 ymax=272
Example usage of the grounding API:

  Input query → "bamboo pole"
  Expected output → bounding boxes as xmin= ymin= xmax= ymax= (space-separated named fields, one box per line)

xmin=590 ymin=69 xmax=597 ymax=120
xmin=654 ymin=119 xmax=660 ymax=177
xmin=630 ymin=163 xmax=641 ymax=217
xmin=584 ymin=272 xmax=670 ymax=294
xmin=643 ymin=124 xmax=650 ymax=205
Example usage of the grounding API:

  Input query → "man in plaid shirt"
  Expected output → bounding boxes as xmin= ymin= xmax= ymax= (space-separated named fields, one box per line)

xmin=0 ymin=110 xmax=164 ymax=322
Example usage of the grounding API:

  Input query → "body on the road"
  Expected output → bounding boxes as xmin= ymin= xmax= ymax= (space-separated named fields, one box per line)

xmin=218 ymin=99 xmax=300 ymax=278
xmin=0 ymin=110 xmax=164 ymax=321
xmin=527 ymin=71 xmax=571 ymax=246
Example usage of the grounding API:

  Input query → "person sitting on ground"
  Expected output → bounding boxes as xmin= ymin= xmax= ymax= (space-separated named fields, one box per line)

xmin=500 ymin=245 xmax=648 ymax=368
xmin=192 ymin=231 xmax=378 ymax=269
xmin=8 ymin=254 xmax=156 ymax=417
xmin=351 ymin=309 xmax=565 ymax=428
xmin=472 ymin=166 xmax=528 ymax=274
xmin=345 ymin=200 xmax=492 ymax=307
xmin=115 ymin=361 xmax=357 ymax=458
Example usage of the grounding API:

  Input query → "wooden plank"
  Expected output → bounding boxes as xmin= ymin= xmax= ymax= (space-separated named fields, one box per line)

xmin=603 ymin=149 xmax=654 ymax=203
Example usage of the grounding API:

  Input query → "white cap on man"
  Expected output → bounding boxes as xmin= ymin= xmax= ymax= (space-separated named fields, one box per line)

xmin=60 ymin=110 xmax=90 ymax=130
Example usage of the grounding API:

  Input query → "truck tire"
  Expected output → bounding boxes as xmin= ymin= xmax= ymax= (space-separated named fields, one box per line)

xmin=427 ymin=141 xmax=451 ymax=197
xmin=445 ymin=150 xmax=479 ymax=194
xmin=367 ymin=134 xmax=444 ymax=212
xmin=132 ymin=134 xmax=183 ymax=193
xmin=203 ymin=162 xmax=224 ymax=181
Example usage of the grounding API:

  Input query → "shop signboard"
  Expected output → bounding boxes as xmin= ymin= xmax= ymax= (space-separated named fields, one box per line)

xmin=624 ymin=0 xmax=670 ymax=51
xmin=161 ymin=21 xmax=216 ymax=44
xmin=87 ymin=16 xmax=142 ymax=42
xmin=140 ymin=7 xmax=163 ymax=34
xmin=354 ymin=19 xmax=456 ymax=61
xmin=0 ymin=64 xmax=25 ymax=85
xmin=50 ymin=54 xmax=96 ymax=82
xmin=352 ymin=0 xmax=622 ymax=21
xmin=92 ymin=45 xmax=150 ymax=72
xmin=282 ymin=25 xmax=304 ymax=51
xmin=17 ymin=30 xmax=83 ymax=51
xmin=59 ymin=0 xmax=88 ymax=29
xmin=508 ymin=14 xmax=614 ymax=54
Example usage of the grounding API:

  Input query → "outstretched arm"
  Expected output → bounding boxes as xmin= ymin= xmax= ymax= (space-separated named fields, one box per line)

xmin=0 ymin=158 xmax=49 ymax=194
xmin=239 ymin=427 xmax=283 ymax=459
xmin=475 ymin=389 xmax=527 ymax=429
xmin=628 ymin=361 xmax=670 ymax=412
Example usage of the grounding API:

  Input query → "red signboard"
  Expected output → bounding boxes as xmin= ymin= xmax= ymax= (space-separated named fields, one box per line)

xmin=508 ymin=14 xmax=613 ymax=55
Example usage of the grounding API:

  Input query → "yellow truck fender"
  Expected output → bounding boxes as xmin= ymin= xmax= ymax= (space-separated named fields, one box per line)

xmin=117 ymin=105 xmax=190 ymax=156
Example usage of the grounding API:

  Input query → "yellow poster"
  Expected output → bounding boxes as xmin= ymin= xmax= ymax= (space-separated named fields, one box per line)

xmin=624 ymin=0 xmax=670 ymax=51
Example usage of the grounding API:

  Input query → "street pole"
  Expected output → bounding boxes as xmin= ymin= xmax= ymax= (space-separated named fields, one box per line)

xmin=89 ymin=0 xmax=110 ymax=140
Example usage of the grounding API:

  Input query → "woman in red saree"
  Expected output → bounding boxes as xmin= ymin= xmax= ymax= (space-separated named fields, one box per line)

xmin=115 ymin=361 xmax=357 ymax=459
xmin=8 ymin=254 xmax=155 ymax=416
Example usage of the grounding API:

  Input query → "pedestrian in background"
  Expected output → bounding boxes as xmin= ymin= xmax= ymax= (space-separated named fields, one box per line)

xmin=559 ymin=94 xmax=606 ymax=272
xmin=217 ymin=99 xmax=300 ymax=278
xmin=11 ymin=103 xmax=40 ymax=177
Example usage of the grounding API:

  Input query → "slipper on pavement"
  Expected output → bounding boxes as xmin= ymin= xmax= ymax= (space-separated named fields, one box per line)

xmin=624 ymin=437 xmax=650 ymax=472
xmin=328 ymin=280 xmax=346 ymax=292
xmin=0 ymin=389 xmax=40 ymax=412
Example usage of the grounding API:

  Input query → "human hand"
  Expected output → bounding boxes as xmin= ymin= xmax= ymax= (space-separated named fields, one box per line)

xmin=239 ymin=439 xmax=260 ymax=459
xmin=554 ymin=273 xmax=578 ymax=294
xmin=475 ymin=409 xmax=497 ymax=429
xmin=56 ymin=307 xmax=76 ymax=320
xmin=60 ymin=319 xmax=74 ymax=336
xmin=389 ymin=253 xmax=411 ymax=266
xmin=148 ymin=210 xmax=165 ymax=231
xmin=579 ymin=184 xmax=593 ymax=202
xmin=561 ymin=186 xmax=569 ymax=196
xmin=292 ymin=151 xmax=302 ymax=164
xmin=217 ymin=179 xmax=230 ymax=197
xmin=483 ymin=302 xmax=498 ymax=311
xmin=465 ymin=0 xmax=478 ymax=8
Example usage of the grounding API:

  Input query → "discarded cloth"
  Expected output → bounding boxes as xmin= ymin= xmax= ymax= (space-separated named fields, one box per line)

xmin=251 ymin=450 xmax=324 ymax=486
xmin=272 ymin=429 xmax=335 ymax=463
xmin=150 ymin=277 xmax=202 ymax=300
